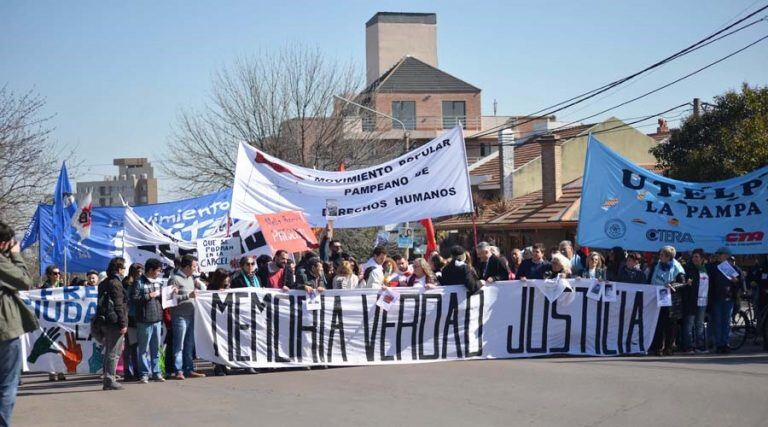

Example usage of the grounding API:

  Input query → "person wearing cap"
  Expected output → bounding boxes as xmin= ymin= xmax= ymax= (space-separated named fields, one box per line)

xmin=438 ymin=245 xmax=480 ymax=293
xmin=706 ymin=247 xmax=744 ymax=353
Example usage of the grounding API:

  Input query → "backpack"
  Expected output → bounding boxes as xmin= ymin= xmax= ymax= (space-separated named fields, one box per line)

xmin=363 ymin=266 xmax=377 ymax=282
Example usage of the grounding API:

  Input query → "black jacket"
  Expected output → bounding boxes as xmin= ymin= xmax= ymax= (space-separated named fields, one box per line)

xmin=98 ymin=275 xmax=128 ymax=329
xmin=230 ymin=271 xmax=260 ymax=288
xmin=131 ymin=275 xmax=164 ymax=324
xmin=682 ymin=264 xmax=706 ymax=316
xmin=614 ymin=266 xmax=646 ymax=284
xmin=706 ymin=261 xmax=743 ymax=302
xmin=476 ymin=255 xmax=510 ymax=282
xmin=296 ymin=271 xmax=327 ymax=290
xmin=439 ymin=261 xmax=480 ymax=294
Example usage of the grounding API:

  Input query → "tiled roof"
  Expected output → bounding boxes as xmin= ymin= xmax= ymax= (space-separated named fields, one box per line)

xmin=468 ymin=124 xmax=594 ymax=188
xmin=362 ymin=56 xmax=480 ymax=94
xmin=647 ymin=131 xmax=671 ymax=142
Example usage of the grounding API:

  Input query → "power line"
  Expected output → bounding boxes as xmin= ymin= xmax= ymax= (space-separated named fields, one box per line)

xmin=468 ymin=4 xmax=768 ymax=139
xmin=550 ymin=31 xmax=768 ymax=132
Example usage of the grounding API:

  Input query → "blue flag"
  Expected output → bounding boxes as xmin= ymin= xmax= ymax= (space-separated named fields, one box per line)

xmin=578 ymin=136 xmax=768 ymax=254
xmin=52 ymin=162 xmax=77 ymax=264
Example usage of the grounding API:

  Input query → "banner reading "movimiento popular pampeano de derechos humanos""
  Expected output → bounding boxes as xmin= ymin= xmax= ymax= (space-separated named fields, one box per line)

xmin=18 ymin=281 xmax=660 ymax=372
xmin=230 ymin=126 xmax=474 ymax=228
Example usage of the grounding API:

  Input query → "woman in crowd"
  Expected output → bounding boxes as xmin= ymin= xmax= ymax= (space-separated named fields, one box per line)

xmin=544 ymin=253 xmax=572 ymax=279
xmin=207 ymin=268 xmax=231 ymax=376
xmin=323 ymin=261 xmax=335 ymax=286
xmin=332 ymin=260 xmax=359 ymax=290
xmin=429 ymin=253 xmax=446 ymax=279
xmin=616 ymin=252 xmax=647 ymax=283
xmin=681 ymin=249 xmax=708 ymax=354
xmin=648 ymin=245 xmax=686 ymax=356
xmin=508 ymin=249 xmax=522 ymax=280
xmin=407 ymin=257 xmax=437 ymax=289
xmin=121 ymin=263 xmax=143 ymax=382
xmin=439 ymin=246 xmax=480 ymax=294
xmin=582 ymin=252 xmax=606 ymax=281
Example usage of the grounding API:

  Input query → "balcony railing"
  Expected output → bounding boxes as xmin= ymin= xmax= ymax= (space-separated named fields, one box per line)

xmin=360 ymin=115 xmax=482 ymax=132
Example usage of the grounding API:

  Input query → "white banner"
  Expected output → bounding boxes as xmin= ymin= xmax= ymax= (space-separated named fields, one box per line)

xmin=122 ymin=205 xmax=270 ymax=270
xmin=194 ymin=280 xmax=661 ymax=367
xmin=230 ymin=127 xmax=474 ymax=227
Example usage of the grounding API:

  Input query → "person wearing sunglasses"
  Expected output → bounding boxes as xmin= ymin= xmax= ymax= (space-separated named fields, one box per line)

xmin=40 ymin=265 xmax=62 ymax=289
xmin=231 ymin=256 xmax=261 ymax=289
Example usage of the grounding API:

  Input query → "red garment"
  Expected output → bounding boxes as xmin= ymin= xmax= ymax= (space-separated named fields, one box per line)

xmin=267 ymin=268 xmax=285 ymax=289
xmin=419 ymin=218 xmax=437 ymax=254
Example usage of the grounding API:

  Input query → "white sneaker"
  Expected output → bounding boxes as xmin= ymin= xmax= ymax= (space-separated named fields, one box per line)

xmin=139 ymin=377 xmax=149 ymax=384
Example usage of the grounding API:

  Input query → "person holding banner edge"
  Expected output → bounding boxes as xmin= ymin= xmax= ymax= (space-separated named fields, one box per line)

xmin=168 ymin=255 xmax=206 ymax=380
xmin=0 ymin=221 xmax=37 ymax=425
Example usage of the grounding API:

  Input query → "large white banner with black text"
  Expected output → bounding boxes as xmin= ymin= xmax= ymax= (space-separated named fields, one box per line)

xmin=194 ymin=280 xmax=660 ymax=367
xmin=230 ymin=126 xmax=474 ymax=227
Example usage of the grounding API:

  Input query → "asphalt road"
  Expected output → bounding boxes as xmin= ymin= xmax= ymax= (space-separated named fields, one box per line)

xmin=13 ymin=349 xmax=768 ymax=427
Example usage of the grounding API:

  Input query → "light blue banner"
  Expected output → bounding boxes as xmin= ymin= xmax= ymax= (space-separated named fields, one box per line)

xmin=578 ymin=136 xmax=768 ymax=254
xmin=22 ymin=190 xmax=232 ymax=275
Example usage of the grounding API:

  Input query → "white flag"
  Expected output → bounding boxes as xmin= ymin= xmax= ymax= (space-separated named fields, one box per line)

xmin=70 ymin=190 xmax=93 ymax=241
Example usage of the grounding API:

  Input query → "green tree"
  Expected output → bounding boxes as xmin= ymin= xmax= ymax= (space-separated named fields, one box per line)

xmin=651 ymin=84 xmax=768 ymax=181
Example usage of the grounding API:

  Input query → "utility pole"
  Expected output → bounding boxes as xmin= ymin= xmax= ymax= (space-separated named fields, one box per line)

xmin=693 ymin=98 xmax=701 ymax=118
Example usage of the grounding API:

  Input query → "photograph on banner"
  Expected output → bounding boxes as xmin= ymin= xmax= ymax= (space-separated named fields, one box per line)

xmin=578 ymin=136 xmax=768 ymax=254
xmin=230 ymin=127 xmax=474 ymax=227
xmin=586 ymin=280 xmax=603 ymax=301
xmin=656 ymin=287 xmax=672 ymax=306
xmin=376 ymin=288 xmax=401 ymax=311
xmin=325 ymin=199 xmax=339 ymax=219
xmin=255 ymin=210 xmax=318 ymax=253
xmin=603 ymin=282 xmax=617 ymax=302
xmin=162 ymin=286 xmax=178 ymax=309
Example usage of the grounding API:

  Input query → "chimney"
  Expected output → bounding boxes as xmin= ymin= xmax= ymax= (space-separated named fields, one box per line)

xmin=540 ymin=134 xmax=563 ymax=205
xmin=498 ymin=129 xmax=516 ymax=200
xmin=656 ymin=118 xmax=669 ymax=134
xmin=365 ymin=12 xmax=438 ymax=85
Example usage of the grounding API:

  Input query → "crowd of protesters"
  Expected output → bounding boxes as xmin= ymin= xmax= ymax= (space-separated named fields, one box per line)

xmin=2 ymin=216 xmax=768 ymax=424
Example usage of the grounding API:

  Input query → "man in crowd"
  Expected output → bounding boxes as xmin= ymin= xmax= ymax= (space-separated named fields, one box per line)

xmin=296 ymin=258 xmax=327 ymax=293
xmin=476 ymin=242 xmax=510 ymax=283
xmin=40 ymin=265 xmax=62 ymax=288
xmin=392 ymin=254 xmax=412 ymax=286
xmin=559 ymin=240 xmax=583 ymax=277
xmin=86 ymin=270 xmax=100 ymax=286
xmin=265 ymin=249 xmax=295 ymax=290
xmin=0 ymin=221 xmax=37 ymax=424
xmin=132 ymin=258 xmax=166 ymax=383
xmin=362 ymin=246 xmax=387 ymax=289
xmin=98 ymin=257 xmax=129 ymax=390
xmin=707 ymin=247 xmax=744 ymax=354
xmin=509 ymin=248 xmax=523 ymax=279
xmin=516 ymin=244 xmax=551 ymax=280
xmin=169 ymin=254 xmax=205 ymax=379
xmin=231 ymin=256 xmax=260 ymax=288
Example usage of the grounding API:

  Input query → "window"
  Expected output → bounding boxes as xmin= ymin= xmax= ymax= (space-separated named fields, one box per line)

xmin=480 ymin=143 xmax=487 ymax=157
xmin=442 ymin=101 xmax=466 ymax=129
xmin=391 ymin=101 xmax=416 ymax=130
xmin=99 ymin=186 xmax=106 ymax=196
xmin=361 ymin=110 xmax=376 ymax=132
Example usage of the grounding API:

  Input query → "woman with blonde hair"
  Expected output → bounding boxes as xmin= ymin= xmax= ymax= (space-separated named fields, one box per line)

xmin=545 ymin=253 xmax=572 ymax=279
xmin=332 ymin=260 xmax=359 ymax=290
xmin=406 ymin=258 xmax=437 ymax=289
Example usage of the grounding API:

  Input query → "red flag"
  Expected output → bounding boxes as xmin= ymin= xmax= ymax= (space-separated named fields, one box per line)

xmin=338 ymin=161 xmax=346 ymax=172
xmin=419 ymin=218 xmax=437 ymax=255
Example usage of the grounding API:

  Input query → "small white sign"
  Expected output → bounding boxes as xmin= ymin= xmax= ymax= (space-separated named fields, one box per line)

xmin=376 ymin=288 xmax=400 ymax=311
xmin=717 ymin=261 xmax=738 ymax=279
xmin=602 ymin=282 xmax=617 ymax=302
xmin=161 ymin=286 xmax=178 ymax=309
xmin=586 ymin=280 xmax=603 ymax=301
xmin=305 ymin=294 xmax=322 ymax=311
xmin=196 ymin=237 xmax=241 ymax=273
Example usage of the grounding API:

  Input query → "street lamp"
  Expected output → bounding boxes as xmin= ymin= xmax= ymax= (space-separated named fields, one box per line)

xmin=333 ymin=94 xmax=410 ymax=151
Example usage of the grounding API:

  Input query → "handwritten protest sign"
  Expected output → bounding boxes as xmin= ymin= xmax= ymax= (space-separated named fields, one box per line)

xmin=255 ymin=211 xmax=317 ymax=253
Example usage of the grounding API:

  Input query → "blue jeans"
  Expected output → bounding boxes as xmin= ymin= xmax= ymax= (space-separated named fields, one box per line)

xmin=172 ymin=313 xmax=195 ymax=375
xmin=682 ymin=307 xmax=706 ymax=350
xmin=710 ymin=299 xmax=735 ymax=348
xmin=137 ymin=322 xmax=162 ymax=379
xmin=0 ymin=338 xmax=21 ymax=427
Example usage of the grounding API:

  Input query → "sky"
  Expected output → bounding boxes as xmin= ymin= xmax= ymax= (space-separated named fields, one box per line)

xmin=2 ymin=0 xmax=767 ymax=201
